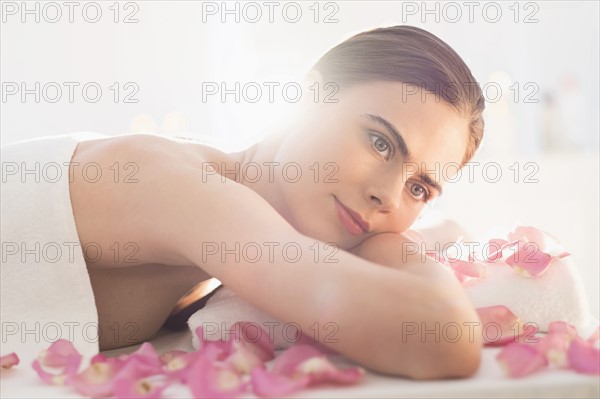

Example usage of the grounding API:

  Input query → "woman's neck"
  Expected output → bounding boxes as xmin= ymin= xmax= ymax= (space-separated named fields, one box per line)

xmin=227 ymin=130 xmax=297 ymax=228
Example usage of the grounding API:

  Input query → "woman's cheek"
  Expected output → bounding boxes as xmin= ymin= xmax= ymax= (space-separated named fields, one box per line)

xmin=398 ymin=204 xmax=421 ymax=231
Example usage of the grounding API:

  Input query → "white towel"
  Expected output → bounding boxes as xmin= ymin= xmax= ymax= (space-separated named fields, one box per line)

xmin=188 ymin=227 xmax=599 ymax=350
xmin=188 ymin=286 xmax=299 ymax=350
xmin=464 ymin=253 xmax=599 ymax=338
xmin=1 ymin=132 xmax=106 ymax=363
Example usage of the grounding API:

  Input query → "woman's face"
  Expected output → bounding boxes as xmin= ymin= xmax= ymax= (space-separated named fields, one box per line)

xmin=271 ymin=81 xmax=470 ymax=250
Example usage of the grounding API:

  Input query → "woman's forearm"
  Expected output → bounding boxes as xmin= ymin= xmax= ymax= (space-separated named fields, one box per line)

xmin=192 ymin=233 xmax=481 ymax=379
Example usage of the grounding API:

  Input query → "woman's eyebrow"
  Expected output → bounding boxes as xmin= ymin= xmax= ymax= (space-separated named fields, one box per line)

xmin=363 ymin=113 xmax=411 ymax=161
xmin=362 ymin=113 xmax=443 ymax=196
xmin=419 ymin=172 xmax=443 ymax=197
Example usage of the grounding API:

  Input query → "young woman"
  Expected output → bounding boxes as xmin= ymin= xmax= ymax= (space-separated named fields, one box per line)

xmin=8 ymin=26 xmax=486 ymax=380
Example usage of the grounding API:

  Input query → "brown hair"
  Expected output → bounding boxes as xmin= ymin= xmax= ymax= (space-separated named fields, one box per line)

xmin=311 ymin=25 xmax=485 ymax=166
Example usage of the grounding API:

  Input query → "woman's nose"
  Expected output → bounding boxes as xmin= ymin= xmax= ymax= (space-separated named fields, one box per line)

xmin=367 ymin=180 xmax=403 ymax=214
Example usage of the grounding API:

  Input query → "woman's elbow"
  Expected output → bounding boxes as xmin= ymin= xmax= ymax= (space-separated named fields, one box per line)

xmin=403 ymin=306 xmax=484 ymax=380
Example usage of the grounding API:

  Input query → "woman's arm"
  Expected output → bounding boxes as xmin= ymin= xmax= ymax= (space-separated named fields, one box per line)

xmin=157 ymin=160 xmax=482 ymax=380
xmin=71 ymin=134 xmax=482 ymax=379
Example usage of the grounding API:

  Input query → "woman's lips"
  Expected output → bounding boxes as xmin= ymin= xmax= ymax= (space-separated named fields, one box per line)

xmin=334 ymin=196 xmax=368 ymax=236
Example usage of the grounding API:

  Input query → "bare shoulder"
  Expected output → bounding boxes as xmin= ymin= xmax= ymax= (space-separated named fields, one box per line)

xmin=70 ymin=133 xmax=291 ymax=270
xmin=69 ymin=134 xmax=216 ymax=268
xmin=72 ymin=133 xmax=202 ymax=169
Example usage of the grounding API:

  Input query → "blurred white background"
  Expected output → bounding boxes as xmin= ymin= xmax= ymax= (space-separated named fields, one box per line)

xmin=1 ymin=1 xmax=598 ymax=315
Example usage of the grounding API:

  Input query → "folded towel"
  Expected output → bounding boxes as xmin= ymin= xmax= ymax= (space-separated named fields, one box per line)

xmin=188 ymin=285 xmax=299 ymax=350
xmin=464 ymin=251 xmax=599 ymax=338
xmin=1 ymin=133 xmax=106 ymax=363
xmin=188 ymin=224 xmax=599 ymax=350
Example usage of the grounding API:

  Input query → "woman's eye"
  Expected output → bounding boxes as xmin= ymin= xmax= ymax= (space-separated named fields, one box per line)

xmin=408 ymin=182 xmax=430 ymax=202
xmin=369 ymin=133 xmax=392 ymax=159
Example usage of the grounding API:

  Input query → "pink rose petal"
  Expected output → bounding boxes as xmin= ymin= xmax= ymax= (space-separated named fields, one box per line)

xmin=193 ymin=326 xmax=230 ymax=357
xmin=295 ymin=332 xmax=339 ymax=356
xmin=224 ymin=341 xmax=267 ymax=375
xmin=32 ymin=340 xmax=82 ymax=385
xmin=70 ymin=361 xmax=118 ymax=398
xmin=497 ymin=343 xmax=548 ymax=378
xmin=0 ymin=352 xmax=19 ymax=369
xmin=160 ymin=350 xmax=196 ymax=383
xmin=535 ymin=331 xmax=571 ymax=367
xmin=567 ymin=335 xmax=600 ymax=375
xmin=269 ymin=344 xmax=364 ymax=390
xmin=230 ymin=321 xmax=276 ymax=362
xmin=297 ymin=356 xmax=364 ymax=385
xmin=508 ymin=226 xmax=547 ymax=248
xmin=113 ymin=355 xmax=167 ymax=386
xmin=251 ymin=367 xmax=310 ymax=398
xmin=70 ymin=343 xmax=163 ymax=397
xmin=476 ymin=305 xmax=537 ymax=346
xmin=506 ymin=240 xmax=553 ymax=277
xmin=159 ymin=349 xmax=188 ymax=365
xmin=486 ymin=238 xmax=508 ymax=262
xmin=449 ymin=259 xmax=487 ymax=279
xmin=272 ymin=345 xmax=324 ymax=376
xmin=187 ymin=344 xmax=247 ymax=399
xmin=39 ymin=339 xmax=81 ymax=368
xmin=112 ymin=375 xmax=169 ymax=399
xmin=122 ymin=342 xmax=163 ymax=372
xmin=548 ymin=321 xmax=578 ymax=339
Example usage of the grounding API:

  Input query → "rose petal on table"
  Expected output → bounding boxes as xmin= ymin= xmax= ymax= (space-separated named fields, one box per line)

xmin=70 ymin=361 xmax=118 ymax=398
xmin=0 ymin=352 xmax=19 ymax=369
xmin=297 ymin=356 xmax=365 ymax=385
xmin=161 ymin=350 xmax=195 ymax=383
xmin=230 ymin=321 xmax=275 ymax=362
xmin=39 ymin=339 xmax=81 ymax=368
xmin=250 ymin=367 xmax=310 ymax=398
xmin=497 ymin=343 xmax=548 ymax=378
xmin=224 ymin=341 xmax=266 ymax=375
xmin=476 ymin=305 xmax=532 ymax=346
xmin=32 ymin=340 xmax=82 ymax=385
xmin=187 ymin=344 xmax=248 ymax=399
xmin=112 ymin=375 xmax=170 ymax=399
xmin=120 ymin=342 xmax=163 ymax=372
xmin=193 ymin=326 xmax=231 ymax=358
xmin=535 ymin=331 xmax=571 ymax=367
xmin=32 ymin=354 xmax=81 ymax=386
xmin=271 ymin=345 xmax=324 ymax=376
xmin=567 ymin=335 xmax=600 ymax=375
xmin=159 ymin=349 xmax=188 ymax=365
xmin=548 ymin=321 xmax=578 ymax=339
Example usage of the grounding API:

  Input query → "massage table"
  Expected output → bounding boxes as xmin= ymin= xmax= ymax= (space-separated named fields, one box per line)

xmin=2 ymin=325 xmax=598 ymax=398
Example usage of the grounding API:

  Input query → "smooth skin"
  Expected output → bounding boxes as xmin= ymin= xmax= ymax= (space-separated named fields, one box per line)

xmin=69 ymin=81 xmax=483 ymax=380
